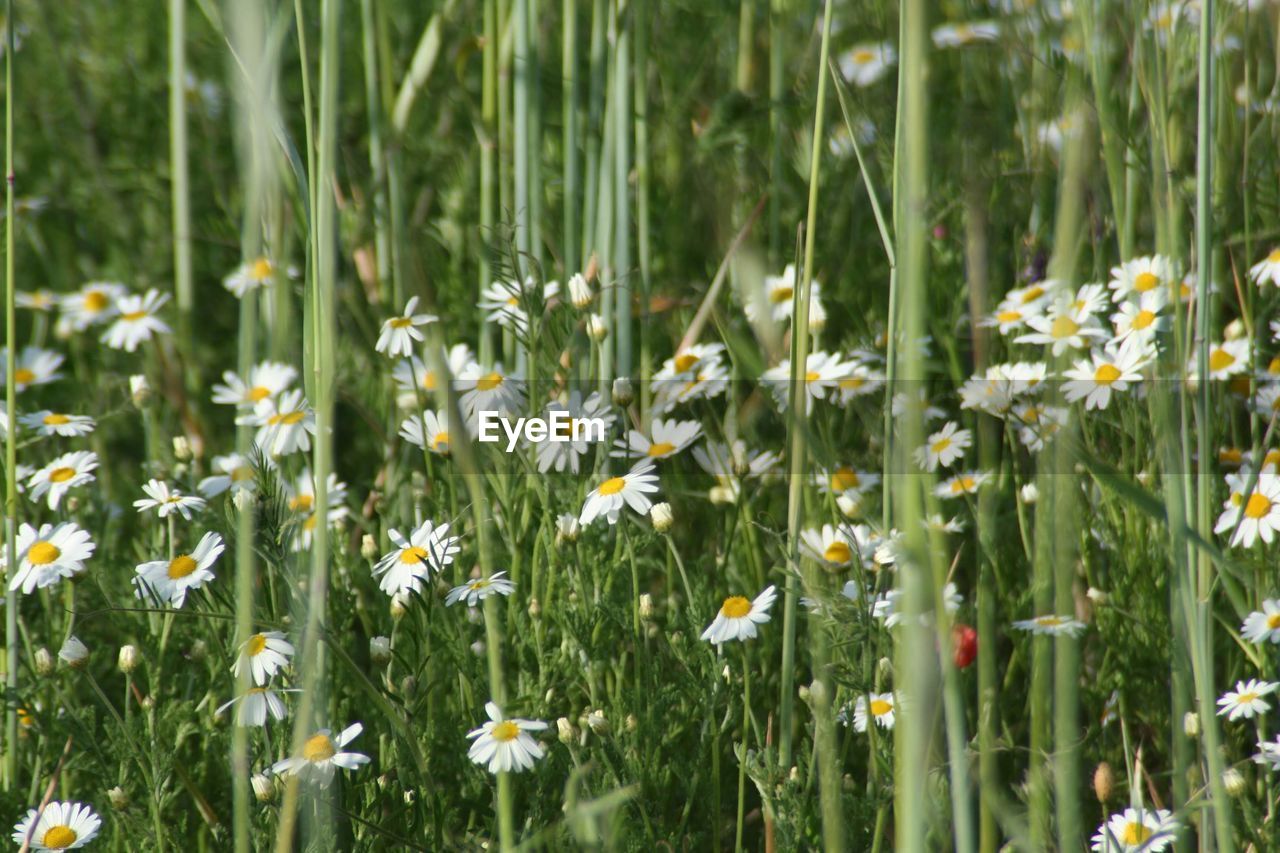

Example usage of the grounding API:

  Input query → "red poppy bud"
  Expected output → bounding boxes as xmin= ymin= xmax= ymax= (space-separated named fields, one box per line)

xmin=952 ymin=623 xmax=977 ymax=669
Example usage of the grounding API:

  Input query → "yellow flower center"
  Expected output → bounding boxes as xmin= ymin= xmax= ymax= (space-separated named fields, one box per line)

xmin=1020 ymin=286 xmax=1044 ymax=304
xmin=41 ymin=826 xmax=78 ymax=849
xmin=168 ymin=554 xmax=198 ymax=579
xmin=950 ymin=477 xmax=976 ymax=494
xmin=851 ymin=49 xmax=875 ymax=64
xmin=647 ymin=442 xmax=676 ymax=457
xmin=247 ymin=634 xmax=268 ymax=656
xmin=251 ymin=258 xmax=273 ymax=280
xmin=476 ymin=372 xmax=504 ymax=392
xmin=492 ymin=720 xmax=521 ymax=742
xmin=721 ymin=596 xmax=752 ymax=618
xmin=247 ymin=385 xmax=272 ymax=402
xmin=1037 ymin=616 xmax=1064 ymax=627
xmin=303 ymin=733 xmax=336 ymax=762
xmin=1221 ymin=448 xmax=1244 ymax=464
xmin=805 ymin=371 xmax=821 ymax=382
xmin=13 ymin=367 xmax=34 ymax=385
xmin=231 ymin=465 xmax=255 ymax=482
xmin=1269 ymin=249 xmax=1280 ymax=263
xmin=1134 ymin=271 xmax=1159 ymax=292
xmin=469 ymin=579 xmax=491 ymax=591
xmin=1122 ymin=821 xmax=1152 ymax=845
xmin=1238 ymin=691 xmax=1259 ymax=704
xmin=823 ymin=541 xmax=852 ymax=564
xmin=930 ymin=437 xmax=952 ymax=454
xmin=421 ymin=371 xmax=437 ymax=390
xmin=598 ymin=476 xmax=627 ymax=496
xmin=389 ymin=317 xmax=414 ymax=329
xmin=1267 ymin=613 xmax=1280 ymax=630
xmin=289 ymin=495 xmax=314 ymax=512
xmin=47 ymin=467 xmax=77 ymax=483
xmin=1094 ymin=364 xmax=1122 ymax=385
xmin=769 ymin=285 xmax=794 ymax=304
xmin=827 ymin=468 xmax=858 ymax=493
xmin=42 ymin=413 xmax=71 ymax=425
xmin=674 ymin=353 xmax=699 ymax=373
xmin=122 ymin=310 xmax=148 ymax=321
xmin=27 ymin=541 xmax=60 ymax=565
xmin=1209 ymin=348 xmax=1236 ymax=373
xmin=1245 ymin=493 xmax=1272 ymax=520
xmin=399 ymin=546 xmax=429 ymax=564
xmin=870 ymin=699 xmax=893 ymax=717
xmin=432 ymin=432 xmax=450 ymax=451
xmin=1049 ymin=315 xmax=1079 ymax=339
xmin=1131 ymin=309 xmax=1156 ymax=330
xmin=83 ymin=290 xmax=109 ymax=312
xmin=996 ymin=310 xmax=1021 ymax=324
xmin=268 ymin=410 xmax=306 ymax=426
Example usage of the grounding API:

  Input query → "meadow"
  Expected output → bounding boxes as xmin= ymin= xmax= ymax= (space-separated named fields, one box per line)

xmin=2 ymin=0 xmax=1279 ymax=850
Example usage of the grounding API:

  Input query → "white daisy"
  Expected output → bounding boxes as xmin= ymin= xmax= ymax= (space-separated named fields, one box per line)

xmin=815 ymin=465 xmax=879 ymax=498
xmin=1091 ymin=807 xmax=1178 ymax=852
xmin=914 ymin=421 xmax=972 ymax=471
xmin=134 ymin=478 xmax=206 ymax=520
xmin=653 ymin=358 xmax=730 ymax=412
xmin=101 ymin=289 xmax=171 ymax=352
xmin=612 ymin=418 xmax=701 ymax=462
xmin=457 ymin=362 xmax=526 ymax=420
xmin=11 ymin=801 xmax=102 ymax=850
xmin=7 ymin=522 xmax=95 ymax=595
xmin=216 ymin=686 xmax=295 ymax=727
xmin=232 ymin=631 xmax=294 ymax=686
xmin=223 ymin=257 xmax=278 ymax=298
xmin=1217 ymin=678 xmax=1278 ymax=721
xmin=400 ymin=409 xmax=456 ymax=455
xmin=211 ymin=361 xmax=297 ymax=408
xmin=1193 ymin=339 xmax=1251 ymax=381
xmin=445 ymin=571 xmax=516 ymax=607
xmin=372 ymin=520 xmax=461 ymax=596
xmin=58 ymin=281 xmax=126 ymax=332
xmin=1014 ymin=304 xmax=1106 ymax=355
xmin=1241 ymin=599 xmax=1280 ymax=644
xmin=1110 ymin=289 xmax=1169 ymax=344
xmin=579 ymin=461 xmax=661 ymax=526
xmin=132 ymin=531 xmax=224 ymax=608
xmin=466 ymin=702 xmax=548 ymax=774
xmin=1108 ymin=255 xmax=1177 ymax=299
xmin=1011 ymin=614 xmax=1087 ymax=637
xmin=700 ymin=585 xmax=777 ymax=644
xmin=284 ymin=470 xmax=349 ymax=552
xmin=16 ymin=289 xmax=57 ymax=312
xmin=238 ymin=389 xmax=316 ymax=457
xmin=1 ymin=346 xmax=64 ymax=392
xmin=846 ymin=692 xmax=896 ymax=732
xmin=271 ymin=723 xmax=370 ymax=786
xmin=762 ymin=351 xmax=853 ymax=414
xmin=931 ymin=20 xmax=999 ymax=48
xmin=390 ymin=343 xmax=476 ymax=399
xmin=1251 ymin=248 xmax=1280 ymax=287
xmin=198 ymin=453 xmax=264 ymax=497
xmin=375 ymin=296 xmax=437 ymax=358
xmin=1064 ymin=339 xmax=1152 ymax=411
xmin=1254 ymin=734 xmax=1280 ymax=770
xmin=799 ymin=524 xmax=863 ymax=569
xmin=19 ymin=411 xmax=95 ymax=437
xmin=27 ymin=451 xmax=98 ymax=510
xmin=838 ymin=42 xmax=896 ymax=87
xmin=934 ymin=470 xmax=992 ymax=499
xmin=743 ymin=264 xmax=825 ymax=327
xmin=1215 ymin=472 xmax=1280 ymax=547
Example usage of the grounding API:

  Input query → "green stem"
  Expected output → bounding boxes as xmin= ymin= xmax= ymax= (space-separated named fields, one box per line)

xmin=2 ymin=0 xmax=15 ymax=795
xmin=735 ymin=647 xmax=750 ymax=853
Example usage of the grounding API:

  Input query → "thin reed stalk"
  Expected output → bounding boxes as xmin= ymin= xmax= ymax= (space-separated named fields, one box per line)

xmin=169 ymin=0 xmax=194 ymax=367
xmin=633 ymin=0 xmax=650 ymax=413
xmin=2 ymin=0 xmax=16 ymax=796
xmin=612 ymin=0 xmax=631 ymax=379
xmin=481 ymin=0 xmax=498 ymax=361
xmin=361 ymin=0 xmax=391 ymax=303
xmin=514 ymin=0 xmax=531 ymax=266
xmin=562 ymin=0 xmax=579 ymax=276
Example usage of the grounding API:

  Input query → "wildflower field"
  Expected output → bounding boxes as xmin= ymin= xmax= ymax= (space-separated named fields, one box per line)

xmin=3 ymin=0 xmax=1280 ymax=849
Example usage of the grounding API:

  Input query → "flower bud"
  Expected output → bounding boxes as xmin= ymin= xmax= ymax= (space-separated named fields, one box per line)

xmin=611 ymin=377 xmax=634 ymax=407
xmin=1020 ymin=483 xmax=1038 ymax=504
xmin=390 ymin=592 xmax=410 ymax=621
xmin=587 ymin=313 xmax=608 ymax=342
xmin=528 ymin=598 xmax=542 ymax=619
xmin=361 ymin=534 xmax=379 ymax=561
xmin=1184 ymin=711 xmax=1200 ymax=738
xmin=252 ymin=774 xmax=276 ymax=803
xmin=557 ymin=717 xmax=577 ymax=745
xmin=1093 ymin=762 xmax=1114 ymax=803
xmin=708 ymin=485 xmax=738 ymax=505
xmin=187 ymin=639 xmax=207 ymax=663
xmin=33 ymin=647 xmax=53 ymax=676
xmin=370 ymin=636 xmax=392 ymax=666
xmin=625 ymin=714 xmax=638 ymax=733
xmin=555 ymin=513 xmax=580 ymax=546
xmin=586 ymin=709 xmax=610 ymax=736
xmin=650 ymin=502 xmax=673 ymax=533
xmin=129 ymin=375 xmax=151 ymax=407
xmin=107 ymin=786 xmax=129 ymax=810
xmin=172 ymin=436 xmax=192 ymax=462
xmin=836 ymin=494 xmax=862 ymax=519
xmin=232 ymin=489 xmax=254 ymax=513
xmin=639 ymin=593 xmax=655 ymax=621
xmin=568 ymin=273 xmax=594 ymax=310
xmin=400 ymin=675 xmax=417 ymax=699
xmin=117 ymin=644 xmax=140 ymax=674
xmin=1223 ymin=767 xmax=1247 ymax=797
xmin=58 ymin=636 xmax=88 ymax=668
